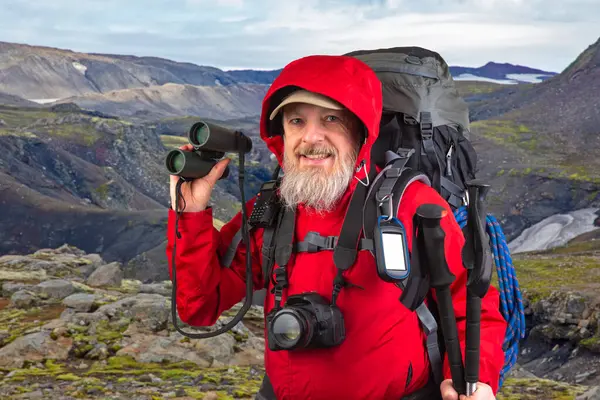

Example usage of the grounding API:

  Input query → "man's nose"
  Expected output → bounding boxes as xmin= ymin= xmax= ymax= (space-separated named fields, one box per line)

xmin=301 ymin=120 xmax=326 ymax=144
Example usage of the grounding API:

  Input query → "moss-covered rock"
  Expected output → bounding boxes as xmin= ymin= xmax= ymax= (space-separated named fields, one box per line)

xmin=498 ymin=377 xmax=589 ymax=399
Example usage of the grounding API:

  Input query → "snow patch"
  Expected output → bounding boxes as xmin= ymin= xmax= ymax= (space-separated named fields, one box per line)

xmin=508 ymin=208 xmax=600 ymax=254
xmin=72 ymin=61 xmax=87 ymax=74
xmin=453 ymin=74 xmax=518 ymax=85
xmin=28 ymin=98 xmax=61 ymax=104
xmin=505 ymin=73 xmax=553 ymax=83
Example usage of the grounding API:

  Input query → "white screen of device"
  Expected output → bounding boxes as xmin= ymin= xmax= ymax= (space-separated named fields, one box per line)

xmin=382 ymin=232 xmax=407 ymax=271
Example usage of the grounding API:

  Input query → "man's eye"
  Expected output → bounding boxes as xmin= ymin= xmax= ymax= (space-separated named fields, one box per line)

xmin=289 ymin=118 xmax=302 ymax=124
xmin=325 ymin=115 xmax=339 ymax=122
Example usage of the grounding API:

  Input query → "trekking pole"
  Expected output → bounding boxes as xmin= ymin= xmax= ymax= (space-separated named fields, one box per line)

xmin=463 ymin=180 xmax=493 ymax=396
xmin=416 ymin=204 xmax=466 ymax=396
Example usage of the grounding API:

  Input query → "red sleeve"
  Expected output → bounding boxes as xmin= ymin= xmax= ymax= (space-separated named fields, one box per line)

xmin=165 ymin=198 xmax=265 ymax=327
xmin=398 ymin=181 xmax=508 ymax=395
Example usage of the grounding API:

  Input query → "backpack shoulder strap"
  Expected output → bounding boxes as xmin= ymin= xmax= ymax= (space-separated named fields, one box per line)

xmin=362 ymin=150 xmax=444 ymax=388
xmin=219 ymin=208 xmax=283 ymax=290
xmin=261 ymin=208 xmax=284 ymax=288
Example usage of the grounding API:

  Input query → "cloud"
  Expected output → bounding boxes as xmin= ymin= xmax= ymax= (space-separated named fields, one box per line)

xmin=0 ymin=0 xmax=598 ymax=72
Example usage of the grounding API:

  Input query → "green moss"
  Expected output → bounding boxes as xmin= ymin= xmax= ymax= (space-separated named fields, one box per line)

xmin=45 ymin=124 xmax=101 ymax=146
xmin=159 ymin=368 xmax=201 ymax=380
xmin=544 ymin=240 xmax=600 ymax=255
xmin=547 ymin=165 xmax=600 ymax=184
xmin=497 ymin=377 xmax=588 ymax=400
xmin=6 ymin=359 xmax=67 ymax=381
xmin=0 ymin=108 xmax=58 ymax=127
xmin=96 ymin=319 xmax=127 ymax=342
xmin=0 ymin=128 xmax=37 ymax=138
xmin=57 ymin=373 xmax=80 ymax=381
xmin=580 ymin=335 xmax=600 ymax=350
xmin=160 ymin=134 xmax=188 ymax=149
xmin=94 ymin=182 xmax=111 ymax=201
xmin=0 ymin=305 xmax=63 ymax=347
xmin=455 ymin=81 xmax=504 ymax=97
xmin=510 ymin=255 xmax=600 ymax=299
xmin=471 ymin=119 xmax=538 ymax=152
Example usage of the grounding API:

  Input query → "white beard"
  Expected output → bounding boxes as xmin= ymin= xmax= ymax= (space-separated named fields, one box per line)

xmin=279 ymin=145 xmax=358 ymax=214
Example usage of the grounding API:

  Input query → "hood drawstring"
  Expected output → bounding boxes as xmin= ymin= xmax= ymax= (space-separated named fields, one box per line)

xmin=354 ymin=159 xmax=369 ymax=187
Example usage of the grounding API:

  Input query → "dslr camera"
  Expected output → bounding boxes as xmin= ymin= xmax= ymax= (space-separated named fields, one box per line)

xmin=266 ymin=292 xmax=345 ymax=351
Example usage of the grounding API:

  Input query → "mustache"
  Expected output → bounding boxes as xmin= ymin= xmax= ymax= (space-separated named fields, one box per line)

xmin=295 ymin=145 xmax=337 ymax=157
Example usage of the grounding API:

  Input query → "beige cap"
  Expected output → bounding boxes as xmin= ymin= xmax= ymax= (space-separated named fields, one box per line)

xmin=269 ymin=89 xmax=344 ymax=120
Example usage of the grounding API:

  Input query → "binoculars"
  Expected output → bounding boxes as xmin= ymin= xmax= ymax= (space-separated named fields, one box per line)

xmin=165 ymin=120 xmax=252 ymax=179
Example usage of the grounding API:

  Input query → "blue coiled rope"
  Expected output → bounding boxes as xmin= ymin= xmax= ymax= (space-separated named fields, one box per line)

xmin=453 ymin=206 xmax=526 ymax=389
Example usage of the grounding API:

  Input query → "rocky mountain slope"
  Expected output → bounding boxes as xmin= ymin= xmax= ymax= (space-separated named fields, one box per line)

xmin=0 ymin=40 xmax=551 ymax=122
xmin=0 ymin=103 xmax=250 ymax=270
xmin=55 ymin=83 xmax=269 ymax=121
xmin=0 ymin=41 xmax=269 ymax=100
xmin=464 ymin=36 xmax=600 ymax=239
xmin=0 ymin=232 xmax=599 ymax=399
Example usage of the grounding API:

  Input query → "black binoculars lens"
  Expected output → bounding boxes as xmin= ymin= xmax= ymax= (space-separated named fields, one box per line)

xmin=166 ymin=150 xmax=185 ymax=174
xmin=190 ymin=122 xmax=210 ymax=147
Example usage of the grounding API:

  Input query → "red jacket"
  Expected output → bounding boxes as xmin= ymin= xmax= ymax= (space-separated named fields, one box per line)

xmin=166 ymin=55 xmax=507 ymax=400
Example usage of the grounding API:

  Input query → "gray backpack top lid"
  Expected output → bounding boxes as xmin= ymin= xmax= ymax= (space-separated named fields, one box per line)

xmin=345 ymin=46 xmax=470 ymax=135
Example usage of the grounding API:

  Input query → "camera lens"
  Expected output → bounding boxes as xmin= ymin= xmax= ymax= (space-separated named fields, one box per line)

xmin=273 ymin=313 xmax=301 ymax=340
xmin=270 ymin=309 xmax=312 ymax=349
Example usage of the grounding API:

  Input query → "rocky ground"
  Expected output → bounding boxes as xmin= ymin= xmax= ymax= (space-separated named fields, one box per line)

xmin=2 ymin=242 xmax=600 ymax=399
xmin=0 ymin=244 xmax=266 ymax=400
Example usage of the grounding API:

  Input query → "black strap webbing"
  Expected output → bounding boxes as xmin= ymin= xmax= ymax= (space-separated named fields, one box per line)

xmin=416 ymin=302 xmax=444 ymax=387
xmin=261 ymin=225 xmax=278 ymax=288
xmin=333 ymin=161 xmax=378 ymax=271
xmin=440 ymin=176 xmax=465 ymax=209
xmin=295 ymin=232 xmax=373 ymax=253
xmin=271 ymin=206 xmax=296 ymax=310
xmin=420 ymin=112 xmax=442 ymax=194
xmin=274 ymin=207 xmax=296 ymax=268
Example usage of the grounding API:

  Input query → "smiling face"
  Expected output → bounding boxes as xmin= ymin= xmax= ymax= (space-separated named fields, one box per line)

xmin=278 ymin=102 xmax=362 ymax=213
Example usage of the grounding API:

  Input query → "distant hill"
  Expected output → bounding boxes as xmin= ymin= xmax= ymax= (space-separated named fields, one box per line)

xmin=0 ymin=92 xmax=39 ymax=108
xmin=54 ymin=82 xmax=269 ymax=121
xmin=451 ymin=61 xmax=557 ymax=84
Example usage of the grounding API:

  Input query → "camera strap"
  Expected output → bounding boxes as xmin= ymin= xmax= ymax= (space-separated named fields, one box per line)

xmin=272 ymin=205 xmax=296 ymax=311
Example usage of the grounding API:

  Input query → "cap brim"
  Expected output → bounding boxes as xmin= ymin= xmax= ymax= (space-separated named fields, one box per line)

xmin=269 ymin=90 xmax=344 ymax=120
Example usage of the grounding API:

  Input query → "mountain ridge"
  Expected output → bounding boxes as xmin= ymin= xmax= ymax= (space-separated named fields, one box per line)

xmin=0 ymin=40 xmax=558 ymax=102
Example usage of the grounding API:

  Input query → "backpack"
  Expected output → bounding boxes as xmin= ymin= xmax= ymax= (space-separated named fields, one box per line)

xmin=220 ymin=46 xmax=525 ymax=391
xmin=343 ymin=47 xmax=525 ymax=390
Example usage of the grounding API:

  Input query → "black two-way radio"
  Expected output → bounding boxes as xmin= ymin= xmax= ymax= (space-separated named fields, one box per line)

xmin=248 ymin=179 xmax=282 ymax=228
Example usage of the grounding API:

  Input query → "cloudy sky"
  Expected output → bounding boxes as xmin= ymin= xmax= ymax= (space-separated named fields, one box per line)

xmin=2 ymin=0 xmax=599 ymax=72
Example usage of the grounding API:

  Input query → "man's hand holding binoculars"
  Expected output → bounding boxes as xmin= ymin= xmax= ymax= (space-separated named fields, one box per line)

xmin=169 ymin=144 xmax=230 ymax=213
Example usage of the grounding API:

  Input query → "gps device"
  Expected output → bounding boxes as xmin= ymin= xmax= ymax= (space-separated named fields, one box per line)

xmin=373 ymin=215 xmax=411 ymax=282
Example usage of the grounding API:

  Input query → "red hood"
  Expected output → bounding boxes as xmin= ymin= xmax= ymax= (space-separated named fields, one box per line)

xmin=260 ymin=55 xmax=382 ymax=196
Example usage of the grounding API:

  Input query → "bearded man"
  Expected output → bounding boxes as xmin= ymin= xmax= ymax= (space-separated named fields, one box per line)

xmin=166 ymin=54 xmax=506 ymax=400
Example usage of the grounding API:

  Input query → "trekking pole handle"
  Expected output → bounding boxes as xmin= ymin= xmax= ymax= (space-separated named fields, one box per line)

xmin=465 ymin=180 xmax=492 ymax=293
xmin=464 ymin=180 xmax=493 ymax=396
xmin=416 ymin=204 xmax=466 ymax=396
